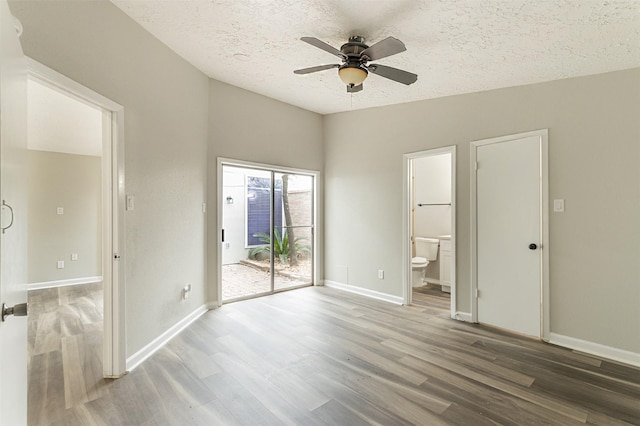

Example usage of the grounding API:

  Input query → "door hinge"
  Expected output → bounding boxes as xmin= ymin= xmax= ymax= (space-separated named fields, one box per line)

xmin=475 ymin=288 xmax=480 ymax=298
xmin=474 ymin=162 xmax=478 ymax=171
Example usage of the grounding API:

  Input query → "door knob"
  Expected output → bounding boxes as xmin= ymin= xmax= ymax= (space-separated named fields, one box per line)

xmin=528 ymin=243 xmax=538 ymax=250
xmin=1 ymin=302 xmax=27 ymax=321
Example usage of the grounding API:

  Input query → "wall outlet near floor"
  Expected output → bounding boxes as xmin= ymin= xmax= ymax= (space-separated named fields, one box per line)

xmin=377 ymin=269 xmax=384 ymax=279
xmin=57 ymin=260 xmax=64 ymax=269
xmin=182 ymin=284 xmax=192 ymax=300
xmin=71 ymin=253 xmax=78 ymax=261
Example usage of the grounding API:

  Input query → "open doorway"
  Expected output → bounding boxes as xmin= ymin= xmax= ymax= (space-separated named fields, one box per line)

xmin=25 ymin=59 xmax=125 ymax=422
xmin=26 ymin=76 xmax=105 ymax=417
xmin=218 ymin=160 xmax=317 ymax=303
xmin=403 ymin=146 xmax=456 ymax=317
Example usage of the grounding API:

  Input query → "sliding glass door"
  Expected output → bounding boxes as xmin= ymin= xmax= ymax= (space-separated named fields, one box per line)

xmin=220 ymin=163 xmax=314 ymax=303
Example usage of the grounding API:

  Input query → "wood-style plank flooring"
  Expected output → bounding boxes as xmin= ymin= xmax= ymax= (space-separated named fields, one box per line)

xmin=28 ymin=283 xmax=640 ymax=425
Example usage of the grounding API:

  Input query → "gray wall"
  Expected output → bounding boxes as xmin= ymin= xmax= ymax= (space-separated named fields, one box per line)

xmin=28 ymin=150 xmax=101 ymax=283
xmin=207 ymin=80 xmax=323 ymax=303
xmin=324 ymin=68 xmax=640 ymax=354
xmin=11 ymin=1 xmax=210 ymax=356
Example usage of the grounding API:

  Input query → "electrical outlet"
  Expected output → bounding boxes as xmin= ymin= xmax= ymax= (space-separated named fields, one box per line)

xmin=377 ymin=269 xmax=384 ymax=279
xmin=57 ymin=260 xmax=64 ymax=269
xmin=71 ymin=253 xmax=78 ymax=261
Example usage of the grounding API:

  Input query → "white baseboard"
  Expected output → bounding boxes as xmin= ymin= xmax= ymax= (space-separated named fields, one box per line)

xmin=453 ymin=311 xmax=473 ymax=322
xmin=324 ymin=280 xmax=404 ymax=305
xmin=126 ymin=304 xmax=209 ymax=372
xmin=28 ymin=276 xmax=103 ymax=291
xmin=549 ymin=332 xmax=640 ymax=368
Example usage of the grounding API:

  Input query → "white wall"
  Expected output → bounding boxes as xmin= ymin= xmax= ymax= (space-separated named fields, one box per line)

xmin=28 ymin=151 xmax=101 ymax=283
xmin=221 ymin=169 xmax=248 ymax=265
xmin=11 ymin=1 xmax=210 ymax=356
xmin=207 ymin=80 xmax=323 ymax=304
xmin=414 ymin=154 xmax=451 ymax=238
xmin=324 ymin=68 xmax=640 ymax=355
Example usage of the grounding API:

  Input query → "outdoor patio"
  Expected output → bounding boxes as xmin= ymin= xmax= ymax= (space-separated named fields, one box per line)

xmin=221 ymin=259 xmax=312 ymax=301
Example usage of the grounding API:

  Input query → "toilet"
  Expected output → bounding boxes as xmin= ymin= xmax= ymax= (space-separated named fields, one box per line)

xmin=412 ymin=237 xmax=440 ymax=287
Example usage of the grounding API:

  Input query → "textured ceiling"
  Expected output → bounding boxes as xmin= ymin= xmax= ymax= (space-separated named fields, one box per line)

xmin=111 ymin=0 xmax=640 ymax=115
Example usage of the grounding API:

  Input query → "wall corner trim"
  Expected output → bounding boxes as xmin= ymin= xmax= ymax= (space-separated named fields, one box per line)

xmin=126 ymin=304 xmax=209 ymax=372
xmin=324 ymin=280 xmax=404 ymax=305
xmin=28 ymin=276 xmax=103 ymax=291
xmin=548 ymin=332 xmax=640 ymax=368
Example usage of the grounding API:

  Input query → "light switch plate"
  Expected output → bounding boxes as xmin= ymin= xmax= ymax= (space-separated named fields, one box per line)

xmin=554 ymin=199 xmax=565 ymax=213
xmin=126 ymin=195 xmax=134 ymax=211
xmin=57 ymin=207 xmax=64 ymax=215
xmin=57 ymin=260 xmax=64 ymax=269
xmin=71 ymin=253 xmax=78 ymax=261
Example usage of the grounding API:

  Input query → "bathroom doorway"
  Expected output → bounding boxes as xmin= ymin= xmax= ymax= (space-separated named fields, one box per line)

xmin=403 ymin=146 xmax=456 ymax=316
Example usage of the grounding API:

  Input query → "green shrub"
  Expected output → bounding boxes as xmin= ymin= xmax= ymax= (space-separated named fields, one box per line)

xmin=248 ymin=228 xmax=310 ymax=265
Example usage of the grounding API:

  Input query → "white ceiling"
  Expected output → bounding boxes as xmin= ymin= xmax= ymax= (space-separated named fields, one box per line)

xmin=28 ymin=79 xmax=103 ymax=157
xmin=111 ymin=0 xmax=640 ymax=115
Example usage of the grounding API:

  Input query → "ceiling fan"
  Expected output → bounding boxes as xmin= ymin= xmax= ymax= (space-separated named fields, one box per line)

xmin=294 ymin=35 xmax=418 ymax=93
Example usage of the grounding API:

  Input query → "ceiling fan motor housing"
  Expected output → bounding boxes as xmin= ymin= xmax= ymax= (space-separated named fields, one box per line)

xmin=341 ymin=36 xmax=369 ymax=60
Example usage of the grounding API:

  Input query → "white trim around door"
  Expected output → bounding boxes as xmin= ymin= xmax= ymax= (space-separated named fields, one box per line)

xmin=26 ymin=58 xmax=127 ymax=377
xmin=470 ymin=129 xmax=549 ymax=341
xmin=403 ymin=145 xmax=457 ymax=318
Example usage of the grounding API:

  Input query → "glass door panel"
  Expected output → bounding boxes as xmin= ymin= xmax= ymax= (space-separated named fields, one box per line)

xmin=220 ymin=164 xmax=314 ymax=303
xmin=221 ymin=165 xmax=273 ymax=301
xmin=274 ymin=173 xmax=314 ymax=291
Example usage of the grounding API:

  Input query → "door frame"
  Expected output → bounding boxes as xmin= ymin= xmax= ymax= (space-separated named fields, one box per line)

xmin=26 ymin=58 xmax=127 ymax=376
xmin=470 ymin=129 xmax=550 ymax=340
xmin=216 ymin=157 xmax=320 ymax=306
xmin=402 ymin=145 xmax=457 ymax=317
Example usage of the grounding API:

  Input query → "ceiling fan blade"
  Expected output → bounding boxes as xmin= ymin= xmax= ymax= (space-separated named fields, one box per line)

xmin=347 ymin=84 xmax=363 ymax=93
xmin=301 ymin=37 xmax=346 ymax=59
xmin=361 ymin=37 xmax=406 ymax=61
xmin=368 ymin=64 xmax=417 ymax=85
xmin=294 ymin=64 xmax=340 ymax=75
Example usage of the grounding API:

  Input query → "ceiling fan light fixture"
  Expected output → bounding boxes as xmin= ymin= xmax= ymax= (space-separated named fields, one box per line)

xmin=338 ymin=66 xmax=368 ymax=86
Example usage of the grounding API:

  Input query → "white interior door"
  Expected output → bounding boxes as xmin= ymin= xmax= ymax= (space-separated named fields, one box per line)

xmin=475 ymin=134 xmax=543 ymax=338
xmin=0 ymin=1 xmax=28 ymax=424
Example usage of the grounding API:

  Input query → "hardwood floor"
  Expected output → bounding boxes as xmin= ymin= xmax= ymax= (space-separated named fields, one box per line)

xmin=28 ymin=284 xmax=640 ymax=425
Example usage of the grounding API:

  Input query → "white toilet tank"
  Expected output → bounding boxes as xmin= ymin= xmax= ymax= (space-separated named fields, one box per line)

xmin=415 ymin=237 xmax=440 ymax=261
